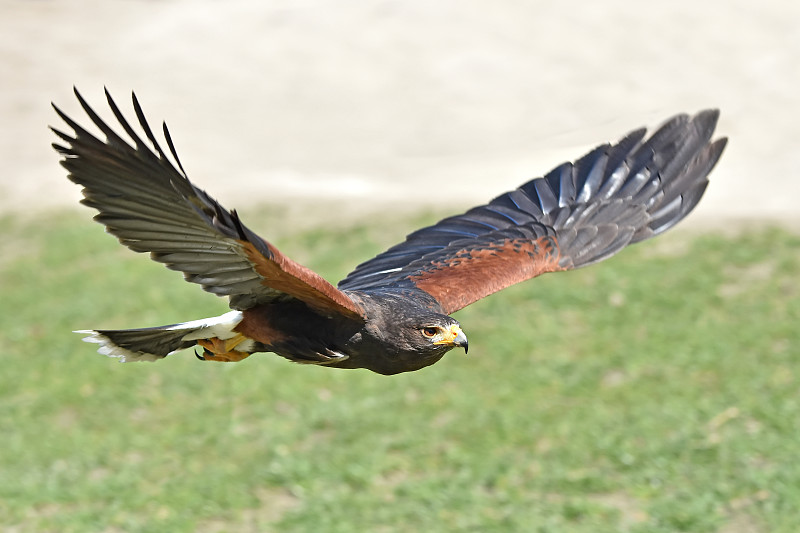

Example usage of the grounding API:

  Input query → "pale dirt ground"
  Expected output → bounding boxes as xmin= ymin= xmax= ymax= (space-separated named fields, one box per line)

xmin=1 ymin=0 xmax=797 ymax=230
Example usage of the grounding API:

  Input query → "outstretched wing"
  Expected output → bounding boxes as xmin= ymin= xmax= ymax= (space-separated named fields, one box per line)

xmin=339 ymin=110 xmax=726 ymax=314
xmin=53 ymin=88 xmax=364 ymax=321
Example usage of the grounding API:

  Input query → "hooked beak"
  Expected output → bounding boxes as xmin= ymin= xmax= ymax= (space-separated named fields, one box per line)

xmin=436 ymin=324 xmax=469 ymax=354
xmin=454 ymin=328 xmax=469 ymax=354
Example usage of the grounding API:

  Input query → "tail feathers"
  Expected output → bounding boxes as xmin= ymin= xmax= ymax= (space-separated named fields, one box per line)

xmin=78 ymin=326 xmax=197 ymax=361
xmin=77 ymin=310 xmax=244 ymax=362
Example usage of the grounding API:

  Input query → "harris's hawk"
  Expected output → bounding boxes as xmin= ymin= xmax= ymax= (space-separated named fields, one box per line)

xmin=52 ymin=89 xmax=726 ymax=375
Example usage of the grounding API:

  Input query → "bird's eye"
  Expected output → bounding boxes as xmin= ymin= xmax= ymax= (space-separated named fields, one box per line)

xmin=421 ymin=327 xmax=438 ymax=338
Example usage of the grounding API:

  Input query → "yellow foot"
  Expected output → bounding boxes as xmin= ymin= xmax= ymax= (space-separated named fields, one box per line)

xmin=195 ymin=334 xmax=251 ymax=362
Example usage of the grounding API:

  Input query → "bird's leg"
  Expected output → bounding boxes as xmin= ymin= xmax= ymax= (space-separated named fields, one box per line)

xmin=195 ymin=334 xmax=251 ymax=362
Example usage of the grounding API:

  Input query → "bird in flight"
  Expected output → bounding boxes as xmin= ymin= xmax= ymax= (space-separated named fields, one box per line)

xmin=52 ymin=89 xmax=726 ymax=375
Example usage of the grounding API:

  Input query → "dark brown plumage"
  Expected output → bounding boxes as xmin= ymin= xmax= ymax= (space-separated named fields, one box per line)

xmin=53 ymin=88 xmax=726 ymax=375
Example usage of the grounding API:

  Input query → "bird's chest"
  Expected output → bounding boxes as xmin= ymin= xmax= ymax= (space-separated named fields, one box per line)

xmin=235 ymin=301 xmax=361 ymax=360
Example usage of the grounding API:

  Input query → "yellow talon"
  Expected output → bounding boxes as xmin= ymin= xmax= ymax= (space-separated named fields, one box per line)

xmin=196 ymin=335 xmax=251 ymax=363
xmin=224 ymin=333 xmax=246 ymax=352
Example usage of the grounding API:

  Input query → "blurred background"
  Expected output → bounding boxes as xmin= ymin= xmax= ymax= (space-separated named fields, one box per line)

xmin=2 ymin=1 xmax=799 ymax=531
xmin=1 ymin=0 xmax=798 ymax=223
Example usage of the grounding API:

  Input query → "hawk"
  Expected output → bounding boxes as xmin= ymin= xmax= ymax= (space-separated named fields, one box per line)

xmin=52 ymin=89 xmax=726 ymax=375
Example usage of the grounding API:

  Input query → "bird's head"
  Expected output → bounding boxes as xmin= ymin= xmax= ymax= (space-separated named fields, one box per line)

xmin=342 ymin=291 xmax=469 ymax=375
xmin=379 ymin=312 xmax=469 ymax=372
xmin=346 ymin=305 xmax=467 ymax=374
xmin=415 ymin=318 xmax=469 ymax=354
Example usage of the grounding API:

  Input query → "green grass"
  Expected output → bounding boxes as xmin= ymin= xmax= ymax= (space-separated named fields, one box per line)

xmin=1 ymin=208 xmax=798 ymax=532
